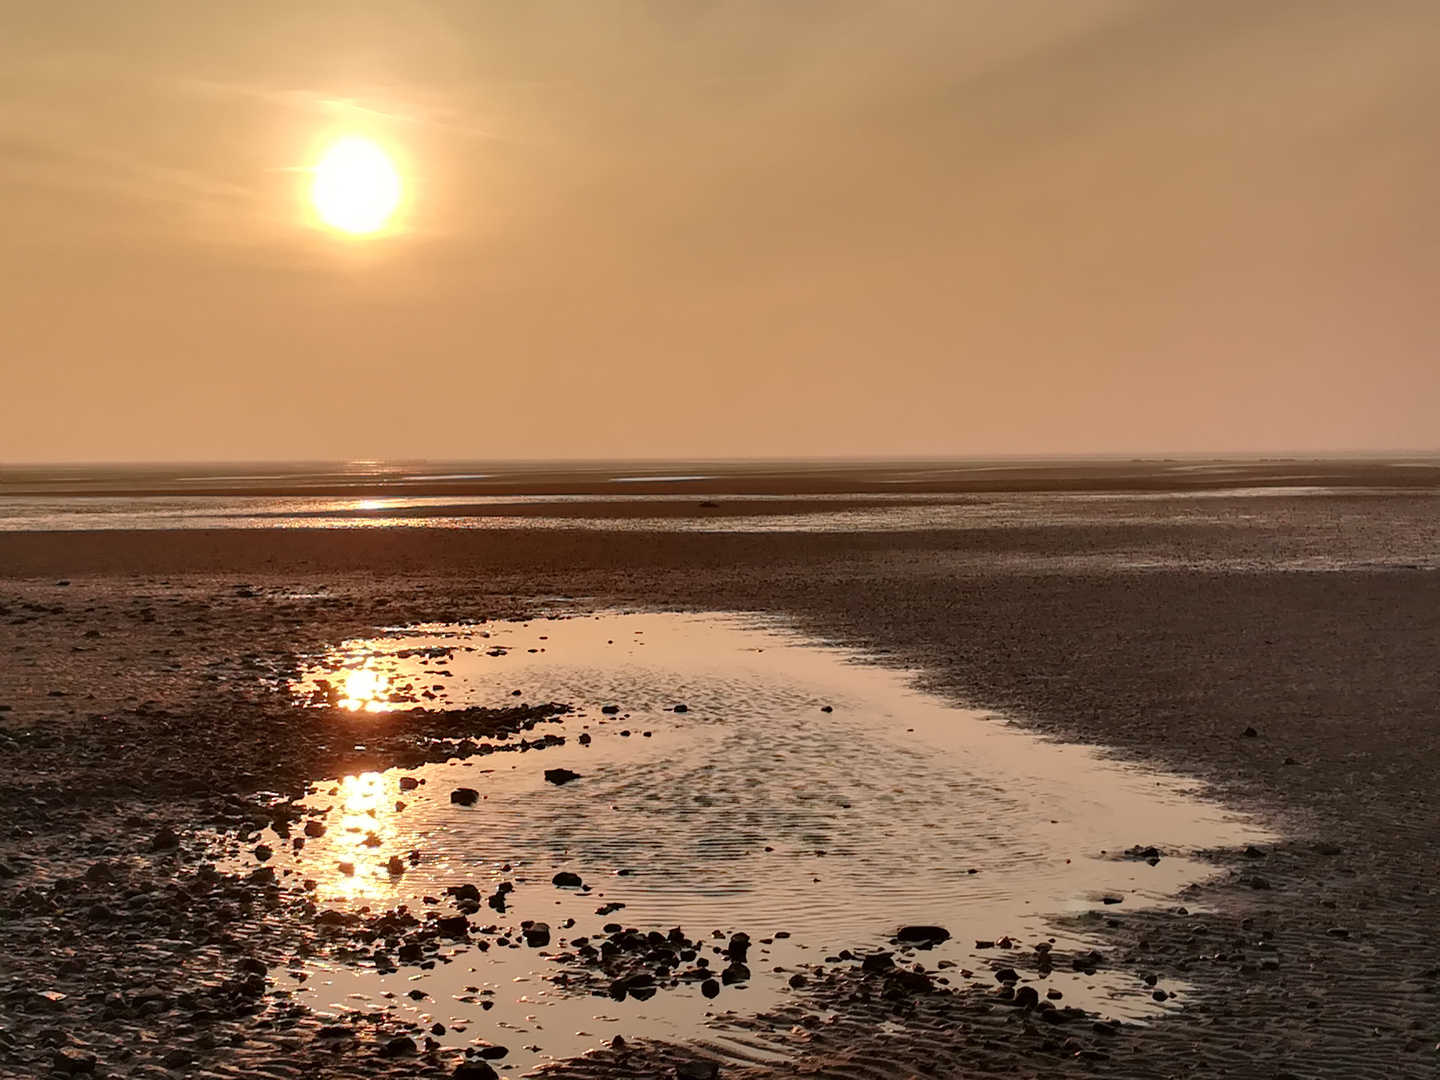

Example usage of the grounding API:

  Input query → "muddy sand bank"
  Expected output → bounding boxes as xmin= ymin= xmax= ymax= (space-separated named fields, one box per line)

xmin=1 ymin=501 xmax=1437 ymax=1079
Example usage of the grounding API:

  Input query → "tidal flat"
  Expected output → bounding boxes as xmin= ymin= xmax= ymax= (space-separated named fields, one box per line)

xmin=1 ymin=489 xmax=1438 ymax=1079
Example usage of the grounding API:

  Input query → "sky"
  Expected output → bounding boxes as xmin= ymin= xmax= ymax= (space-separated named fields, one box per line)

xmin=2 ymin=0 xmax=1438 ymax=463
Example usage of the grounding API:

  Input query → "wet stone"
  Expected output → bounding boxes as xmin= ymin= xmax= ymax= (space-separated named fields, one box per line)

xmin=380 ymin=1035 xmax=418 ymax=1057
xmin=52 ymin=1049 xmax=97 ymax=1075
xmin=676 ymin=1060 xmax=721 ymax=1080
xmin=896 ymin=924 xmax=951 ymax=947
xmin=450 ymin=787 xmax=480 ymax=806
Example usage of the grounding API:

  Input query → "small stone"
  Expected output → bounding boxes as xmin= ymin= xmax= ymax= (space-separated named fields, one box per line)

xmin=700 ymin=978 xmax=720 ymax=998
xmin=552 ymin=872 xmax=583 ymax=888
xmin=895 ymin=925 xmax=950 ymax=946
xmin=1326 ymin=927 xmax=1350 ymax=939
xmin=152 ymin=826 xmax=180 ymax=850
xmin=721 ymin=962 xmax=750 ymax=984
xmin=676 ymin=1060 xmax=720 ymax=1080
xmin=455 ymin=1064 xmax=499 ymax=1080
xmin=437 ymin=915 xmax=471 ymax=937
xmin=381 ymin=1034 xmax=418 ymax=1057
xmin=304 ymin=820 xmax=326 ymax=837
xmin=1241 ymin=726 xmax=1258 ymax=738
xmin=544 ymin=769 xmax=582 ymax=785
xmin=860 ymin=952 xmax=895 ymax=972
xmin=889 ymin=969 xmax=933 ymax=993
xmin=52 ymin=1049 xmax=97 ymax=1075
xmin=253 ymin=844 xmax=273 ymax=862
xmin=451 ymin=788 xmax=480 ymax=806
xmin=399 ymin=776 xmax=420 ymax=790
xmin=1012 ymin=985 xmax=1040 ymax=1008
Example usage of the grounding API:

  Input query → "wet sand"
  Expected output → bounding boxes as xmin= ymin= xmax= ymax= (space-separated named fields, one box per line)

xmin=1 ymin=493 xmax=1438 ymax=1078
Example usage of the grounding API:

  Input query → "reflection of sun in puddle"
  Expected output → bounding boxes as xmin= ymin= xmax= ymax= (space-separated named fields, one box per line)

xmin=304 ymin=643 xmax=467 ymax=711
xmin=267 ymin=611 xmax=1275 ymax=1071
xmin=340 ymin=667 xmax=390 ymax=711
xmin=304 ymin=771 xmax=410 ymax=901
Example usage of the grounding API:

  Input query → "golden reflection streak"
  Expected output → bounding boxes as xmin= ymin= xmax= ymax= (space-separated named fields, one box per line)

xmin=317 ymin=771 xmax=397 ymax=903
xmin=341 ymin=666 xmax=390 ymax=712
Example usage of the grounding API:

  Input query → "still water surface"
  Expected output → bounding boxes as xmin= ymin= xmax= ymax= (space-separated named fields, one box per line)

xmin=256 ymin=612 xmax=1269 ymax=1071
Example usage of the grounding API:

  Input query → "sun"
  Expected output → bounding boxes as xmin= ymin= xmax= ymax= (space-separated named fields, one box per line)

xmin=310 ymin=136 xmax=403 ymax=235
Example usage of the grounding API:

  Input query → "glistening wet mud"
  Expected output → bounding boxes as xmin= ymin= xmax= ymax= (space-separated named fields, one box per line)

xmin=234 ymin=612 xmax=1270 ymax=1072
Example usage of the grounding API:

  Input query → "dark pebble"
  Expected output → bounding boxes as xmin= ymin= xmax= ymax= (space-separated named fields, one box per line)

xmin=381 ymin=1035 xmax=418 ymax=1057
xmin=896 ymin=925 xmax=950 ymax=946
xmin=455 ymin=1063 xmax=499 ymax=1080
xmin=861 ymin=952 xmax=895 ymax=972
xmin=676 ymin=1060 xmax=720 ymax=1080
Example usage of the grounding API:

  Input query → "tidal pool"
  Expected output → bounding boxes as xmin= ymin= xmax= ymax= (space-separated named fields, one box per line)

xmin=266 ymin=612 xmax=1270 ymax=1071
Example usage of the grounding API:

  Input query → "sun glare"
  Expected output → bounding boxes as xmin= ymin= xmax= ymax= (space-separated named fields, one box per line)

xmin=310 ymin=136 xmax=403 ymax=235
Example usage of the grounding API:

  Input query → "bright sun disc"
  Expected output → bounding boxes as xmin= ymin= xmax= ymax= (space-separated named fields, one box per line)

xmin=310 ymin=137 xmax=402 ymax=235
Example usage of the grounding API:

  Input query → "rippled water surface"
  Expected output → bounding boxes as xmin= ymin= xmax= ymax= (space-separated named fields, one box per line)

xmin=258 ymin=613 xmax=1270 ymax=1071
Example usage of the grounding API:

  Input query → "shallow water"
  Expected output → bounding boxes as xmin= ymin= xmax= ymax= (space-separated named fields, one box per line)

xmin=257 ymin=612 xmax=1271 ymax=1071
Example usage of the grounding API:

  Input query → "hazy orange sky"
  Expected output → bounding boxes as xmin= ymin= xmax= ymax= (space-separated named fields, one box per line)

xmin=2 ymin=1 xmax=1438 ymax=463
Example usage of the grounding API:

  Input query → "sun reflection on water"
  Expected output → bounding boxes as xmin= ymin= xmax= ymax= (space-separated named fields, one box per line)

xmin=340 ymin=667 xmax=390 ymax=711
xmin=311 ymin=771 xmax=406 ymax=903
xmin=299 ymin=642 xmax=458 ymax=712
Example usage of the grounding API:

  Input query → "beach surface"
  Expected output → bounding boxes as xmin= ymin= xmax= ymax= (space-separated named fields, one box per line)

xmin=1 ymin=486 xmax=1437 ymax=1079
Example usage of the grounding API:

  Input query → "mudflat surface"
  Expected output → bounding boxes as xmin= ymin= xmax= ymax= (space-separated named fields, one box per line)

xmin=1 ymin=494 xmax=1438 ymax=1079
